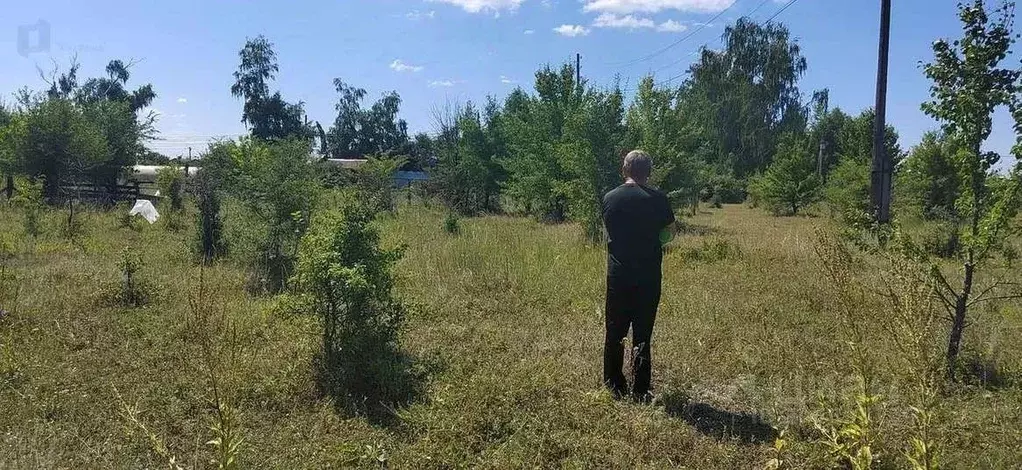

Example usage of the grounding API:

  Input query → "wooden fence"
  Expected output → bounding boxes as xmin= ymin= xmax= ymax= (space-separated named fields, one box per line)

xmin=59 ymin=182 xmax=149 ymax=203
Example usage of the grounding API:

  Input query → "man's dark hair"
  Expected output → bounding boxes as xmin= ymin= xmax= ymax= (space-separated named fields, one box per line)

xmin=623 ymin=150 xmax=652 ymax=180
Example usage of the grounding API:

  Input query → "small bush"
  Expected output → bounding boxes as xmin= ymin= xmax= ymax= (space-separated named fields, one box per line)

xmin=193 ymin=170 xmax=227 ymax=263
xmin=61 ymin=199 xmax=86 ymax=241
xmin=824 ymin=155 xmax=872 ymax=228
xmin=115 ymin=201 xmax=146 ymax=232
xmin=162 ymin=206 xmax=187 ymax=232
xmin=12 ymin=179 xmax=45 ymax=237
xmin=443 ymin=212 xmax=461 ymax=235
xmin=156 ymin=165 xmax=185 ymax=211
xmin=291 ymin=200 xmax=418 ymax=419
xmin=920 ymin=220 xmax=960 ymax=259
xmin=709 ymin=192 xmax=723 ymax=209
xmin=105 ymin=247 xmax=157 ymax=307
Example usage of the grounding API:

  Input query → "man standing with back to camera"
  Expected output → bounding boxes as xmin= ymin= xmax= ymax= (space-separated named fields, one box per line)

xmin=601 ymin=150 xmax=675 ymax=403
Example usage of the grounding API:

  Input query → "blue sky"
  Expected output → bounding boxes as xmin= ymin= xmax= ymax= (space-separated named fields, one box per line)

xmin=1 ymin=0 xmax=1018 ymax=162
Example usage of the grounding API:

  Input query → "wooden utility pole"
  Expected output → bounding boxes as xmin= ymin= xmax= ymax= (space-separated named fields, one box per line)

xmin=870 ymin=0 xmax=893 ymax=223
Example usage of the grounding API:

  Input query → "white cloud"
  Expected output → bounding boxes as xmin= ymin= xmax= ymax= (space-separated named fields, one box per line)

xmin=390 ymin=59 xmax=424 ymax=73
xmin=407 ymin=10 xmax=436 ymax=20
xmin=176 ymin=97 xmax=187 ymax=103
xmin=582 ymin=0 xmax=734 ymax=14
xmin=656 ymin=19 xmax=687 ymax=32
xmin=500 ymin=75 xmax=516 ymax=84
xmin=593 ymin=13 xmax=655 ymax=29
xmin=430 ymin=0 xmax=524 ymax=14
xmin=524 ymin=29 xmax=535 ymax=35
xmin=592 ymin=13 xmax=687 ymax=33
xmin=429 ymin=80 xmax=456 ymax=87
xmin=554 ymin=24 xmax=590 ymax=37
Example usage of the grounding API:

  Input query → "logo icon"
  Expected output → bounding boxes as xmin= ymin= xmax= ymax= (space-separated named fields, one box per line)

xmin=17 ymin=20 xmax=51 ymax=57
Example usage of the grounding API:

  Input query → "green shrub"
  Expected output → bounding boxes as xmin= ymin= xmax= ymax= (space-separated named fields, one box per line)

xmin=701 ymin=172 xmax=746 ymax=205
xmin=220 ymin=138 xmax=318 ymax=292
xmin=156 ymin=165 xmax=185 ymax=211
xmin=824 ymin=155 xmax=872 ymax=228
xmin=752 ymin=133 xmax=821 ymax=216
xmin=443 ymin=212 xmax=461 ymax=235
xmin=193 ymin=169 xmax=227 ymax=263
xmin=105 ymin=247 xmax=157 ymax=307
xmin=12 ymin=179 xmax=45 ymax=237
xmin=290 ymin=199 xmax=413 ymax=417
xmin=920 ymin=219 xmax=960 ymax=259
xmin=354 ymin=156 xmax=404 ymax=214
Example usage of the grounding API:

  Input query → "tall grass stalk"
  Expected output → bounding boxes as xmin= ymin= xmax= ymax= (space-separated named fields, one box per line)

xmin=186 ymin=269 xmax=244 ymax=469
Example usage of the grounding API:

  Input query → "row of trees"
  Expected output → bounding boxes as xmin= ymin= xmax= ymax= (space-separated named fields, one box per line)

xmin=417 ymin=18 xmax=908 ymax=234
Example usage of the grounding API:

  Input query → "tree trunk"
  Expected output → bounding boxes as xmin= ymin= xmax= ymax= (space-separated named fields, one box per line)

xmin=3 ymin=174 xmax=12 ymax=200
xmin=946 ymin=261 xmax=974 ymax=380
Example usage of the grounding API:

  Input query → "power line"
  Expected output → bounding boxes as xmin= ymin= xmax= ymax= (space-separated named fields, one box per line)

xmin=646 ymin=0 xmax=772 ymax=77
xmin=653 ymin=0 xmax=803 ymax=88
xmin=606 ymin=0 xmax=741 ymax=68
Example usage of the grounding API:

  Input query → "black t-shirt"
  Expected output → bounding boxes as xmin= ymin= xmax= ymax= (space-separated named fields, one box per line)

xmin=602 ymin=183 xmax=675 ymax=280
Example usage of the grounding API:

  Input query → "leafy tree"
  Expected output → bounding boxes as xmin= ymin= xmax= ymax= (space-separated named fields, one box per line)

xmin=26 ymin=59 xmax=158 ymax=194
xmin=822 ymin=109 xmax=903 ymax=226
xmin=231 ymin=36 xmax=310 ymax=141
xmin=916 ymin=0 xmax=1022 ymax=379
xmin=353 ymin=156 xmax=405 ymax=213
xmin=85 ymin=99 xmax=151 ymax=189
xmin=750 ymin=133 xmax=821 ymax=215
xmin=17 ymin=98 xmax=108 ymax=200
xmin=898 ymin=132 xmax=962 ymax=219
xmin=326 ymin=80 xmax=410 ymax=159
xmin=558 ymin=85 xmax=626 ymax=240
xmin=221 ymin=138 xmax=319 ymax=292
xmin=76 ymin=60 xmax=157 ymax=113
xmin=407 ymin=132 xmax=436 ymax=171
xmin=501 ymin=62 xmax=624 ymax=233
xmin=1 ymin=105 xmax=19 ymax=199
xmin=624 ymin=76 xmax=704 ymax=208
xmin=501 ymin=66 xmax=578 ymax=219
xmin=430 ymin=102 xmax=504 ymax=214
xmin=682 ymin=18 xmax=808 ymax=177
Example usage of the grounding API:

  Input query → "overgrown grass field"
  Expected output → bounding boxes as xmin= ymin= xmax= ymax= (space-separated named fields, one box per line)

xmin=1 ymin=200 xmax=1020 ymax=468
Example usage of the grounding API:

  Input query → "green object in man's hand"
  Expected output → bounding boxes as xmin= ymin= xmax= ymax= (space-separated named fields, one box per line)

xmin=659 ymin=227 xmax=674 ymax=246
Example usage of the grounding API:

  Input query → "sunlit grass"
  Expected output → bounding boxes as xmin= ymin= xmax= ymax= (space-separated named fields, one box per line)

xmin=1 ymin=199 xmax=1020 ymax=468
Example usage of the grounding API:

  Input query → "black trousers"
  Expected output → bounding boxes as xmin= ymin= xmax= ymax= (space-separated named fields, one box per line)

xmin=603 ymin=274 xmax=661 ymax=397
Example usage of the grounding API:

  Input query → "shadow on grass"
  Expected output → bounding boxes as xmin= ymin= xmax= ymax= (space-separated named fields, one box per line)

xmin=661 ymin=391 xmax=778 ymax=445
xmin=315 ymin=337 xmax=441 ymax=428
xmin=960 ymin=353 xmax=1015 ymax=390
xmin=678 ymin=222 xmax=720 ymax=237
